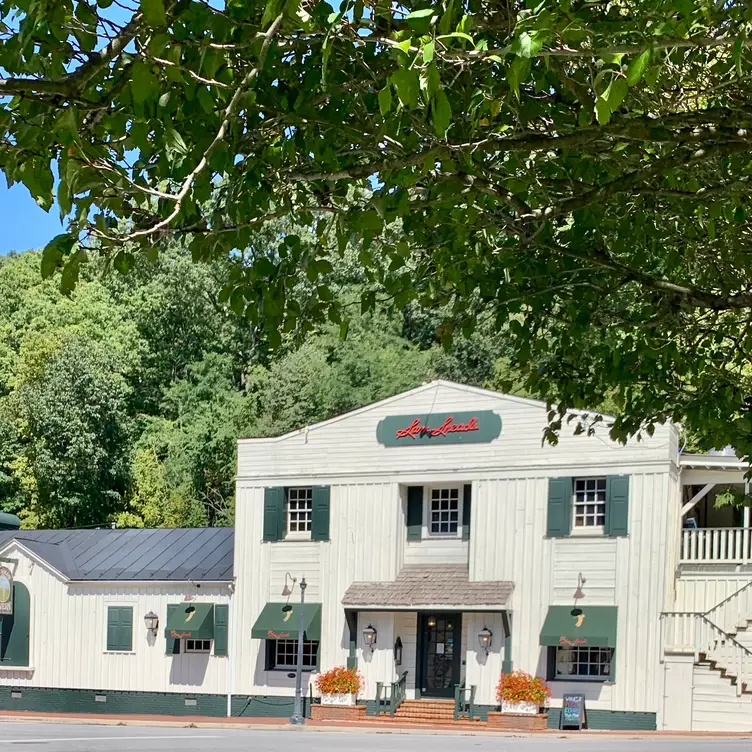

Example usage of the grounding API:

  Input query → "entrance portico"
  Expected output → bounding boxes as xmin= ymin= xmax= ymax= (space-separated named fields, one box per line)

xmin=342 ymin=564 xmax=513 ymax=703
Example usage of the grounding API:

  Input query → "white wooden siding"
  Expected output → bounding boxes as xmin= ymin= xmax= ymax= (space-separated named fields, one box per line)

xmin=0 ymin=544 xmax=230 ymax=694
xmin=268 ymin=543 xmax=321 ymax=601
xmin=403 ymin=539 xmax=468 ymax=566
xmin=552 ymin=539 xmax=617 ymax=605
xmin=237 ymin=382 xmax=675 ymax=482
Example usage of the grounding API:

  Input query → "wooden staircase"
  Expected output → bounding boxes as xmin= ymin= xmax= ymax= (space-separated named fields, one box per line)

xmin=374 ymin=699 xmax=485 ymax=727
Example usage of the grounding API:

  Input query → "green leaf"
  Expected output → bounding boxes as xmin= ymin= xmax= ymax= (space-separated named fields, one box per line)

xmin=165 ymin=127 xmax=189 ymax=155
xmin=507 ymin=57 xmax=530 ymax=100
xmin=406 ymin=7 xmax=434 ymax=19
xmin=197 ymin=86 xmax=214 ymax=114
xmin=734 ymin=35 xmax=745 ymax=77
xmin=423 ymin=40 xmax=435 ymax=63
xmin=158 ymin=91 xmax=171 ymax=108
xmin=437 ymin=32 xmax=473 ymax=44
xmin=595 ymin=97 xmax=611 ymax=125
xmin=140 ymin=0 xmax=167 ymax=27
xmin=391 ymin=68 xmax=420 ymax=109
xmin=396 ymin=38 xmax=412 ymax=53
xmin=131 ymin=61 xmax=159 ymax=104
xmin=514 ymin=30 xmax=544 ymax=58
xmin=626 ymin=47 xmax=651 ymax=86
xmin=41 ymin=234 xmax=75 ymax=278
xmin=605 ymin=77 xmax=628 ymax=112
xmin=432 ymin=89 xmax=451 ymax=137
xmin=378 ymin=84 xmax=392 ymax=116
xmin=60 ymin=253 xmax=84 ymax=295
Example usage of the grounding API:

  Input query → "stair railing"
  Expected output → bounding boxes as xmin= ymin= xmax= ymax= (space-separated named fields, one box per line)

xmin=704 ymin=579 xmax=752 ymax=634
xmin=373 ymin=671 xmax=408 ymax=717
xmin=454 ymin=679 xmax=477 ymax=721
xmin=661 ymin=611 xmax=752 ymax=696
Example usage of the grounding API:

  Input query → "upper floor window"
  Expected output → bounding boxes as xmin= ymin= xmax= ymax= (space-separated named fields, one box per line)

xmin=429 ymin=487 xmax=461 ymax=536
xmin=573 ymin=477 xmax=606 ymax=529
xmin=287 ymin=487 xmax=313 ymax=535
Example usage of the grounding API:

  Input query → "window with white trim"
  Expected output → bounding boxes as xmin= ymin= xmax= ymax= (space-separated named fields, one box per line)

xmin=428 ymin=487 xmax=461 ymax=536
xmin=287 ymin=487 xmax=313 ymax=534
xmin=184 ymin=639 xmax=211 ymax=653
xmin=573 ymin=477 xmax=607 ymax=529
xmin=554 ymin=646 xmax=613 ymax=681
xmin=271 ymin=639 xmax=319 ymax=670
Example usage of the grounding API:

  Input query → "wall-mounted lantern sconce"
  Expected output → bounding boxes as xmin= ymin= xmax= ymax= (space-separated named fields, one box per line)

xmin=144 ymin=611 xmax=159 ymax=635
xmin=394 ymin=636 xmax=403 ymax=666
xmin=427 ymin=616 xmax=436 ymax=628
xmin=363 ymin=624 xmax=377 ymax=651
xmin=478 ymin=627 xmax=493 ymax=655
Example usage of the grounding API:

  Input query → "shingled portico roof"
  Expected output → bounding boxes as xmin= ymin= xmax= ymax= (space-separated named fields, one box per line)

xmin=342 ymin=564 xmax=513 ymax=609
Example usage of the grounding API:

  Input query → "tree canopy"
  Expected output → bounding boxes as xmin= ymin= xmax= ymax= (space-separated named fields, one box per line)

xmin=0 ymin=246 xmax=507 ymax=527
xmin=3 ymin=1 xmax=752 ymax=454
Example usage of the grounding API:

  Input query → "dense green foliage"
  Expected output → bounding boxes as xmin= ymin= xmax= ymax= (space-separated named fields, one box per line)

xmin=5 ymin=0 xmax=752 ymax=457
xmin=0 ymin=248 xmax=508 ymax=528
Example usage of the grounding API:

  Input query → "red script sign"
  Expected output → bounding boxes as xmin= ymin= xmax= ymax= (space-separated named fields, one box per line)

xmin=394 ymin=416 xmax=480 ymax=441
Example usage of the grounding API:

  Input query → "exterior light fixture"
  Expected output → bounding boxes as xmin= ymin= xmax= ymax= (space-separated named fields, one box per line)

xmin=573 ymin=573 xmax=586 ymax=602
xmin=427 ymin=616 xmax=436 ymax=628
xmin=282 ymin=572 xmax=296 ymax=599
xmin=478 ymin=627 xmax=493 ymax=654
xmin=363 ymin=624 xmax=377 ymax=650
xmin=144 ymin=611 xmax=159 ymax=635
xmin=394 ymin=636 xmax=403 ymax=666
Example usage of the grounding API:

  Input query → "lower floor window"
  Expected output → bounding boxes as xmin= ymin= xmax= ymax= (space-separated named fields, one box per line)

xmin=184 ymin=639 xmax=211 ymax=653
xmin=268 ymin=639 xmax=319 ymax=670
xmin=554 ymin=646 xmax=613 ymax=681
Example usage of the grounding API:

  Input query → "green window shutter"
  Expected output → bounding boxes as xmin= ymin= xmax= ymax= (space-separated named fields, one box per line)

xmin=214 ymin=604 xmax=229 ymax=656
xmin=547 ymin=477 xmax=572 ymax=537
xmin=311 ymin=486 xmax=331 ymax=541
xmin=606 ymin=475 xmax=630 ymax=537
xmin=406 ymin=486 xmax=423 ymax=541
xmin=264 ymin=639 xmax=275 ymax=670
xmin=462 ymin=483 xmax=472 ymax=541
xmin=263 ymin=487 xmax=285 ymax=541
xmin=107 ymin=606 xmax=133 ymax=652
xmin=166 ymin=605 xmax=181 ymax=655
xmin=0 ymin=582 xmax=30 ymax=667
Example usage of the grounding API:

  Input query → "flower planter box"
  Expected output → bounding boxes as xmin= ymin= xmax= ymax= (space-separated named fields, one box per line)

xmin=487 ymin=711 xmax=548 ymax=731
xmin=320 ymin=693 xmax=356 ymax=706
xmin=501 ymin=700 xmax=539 ymax=715
xmin=311 ymin=703 xmax=367 ymax=722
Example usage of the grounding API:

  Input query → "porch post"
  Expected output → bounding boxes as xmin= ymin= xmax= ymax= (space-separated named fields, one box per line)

xmin=744 ymin=482 xmax=750 ymax=564
xmin=501 ymin=611 xmax=512 ymax=673
xmin=345 ymin=610 xmax=358 ymax=669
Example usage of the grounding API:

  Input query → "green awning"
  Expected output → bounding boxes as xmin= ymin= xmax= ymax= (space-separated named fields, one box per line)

xmin=540 ymin=606 xmax=618 ymax=648
xmin=251 ymin=602 xmax=322 ymax=641
xmin=165 ymin=603 xmax=215 ymax=640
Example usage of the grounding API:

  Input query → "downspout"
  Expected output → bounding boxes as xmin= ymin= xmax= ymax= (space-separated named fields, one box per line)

xmin=227 ymin=577 xmax=235 ymax=718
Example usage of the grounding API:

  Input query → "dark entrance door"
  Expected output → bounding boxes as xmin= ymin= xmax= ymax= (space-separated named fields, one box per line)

xmin=418 ymin=613 xmax=461 ymax=698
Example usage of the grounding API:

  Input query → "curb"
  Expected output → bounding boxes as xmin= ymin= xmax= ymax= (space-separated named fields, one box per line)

xmin=1 ymin=713 xmax=752 ymax=739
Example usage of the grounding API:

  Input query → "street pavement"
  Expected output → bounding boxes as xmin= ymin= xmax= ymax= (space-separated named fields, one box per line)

xmin=0 ymin=723 xmax=751 ymax=751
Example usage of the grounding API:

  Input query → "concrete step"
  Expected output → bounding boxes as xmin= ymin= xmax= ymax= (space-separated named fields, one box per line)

xmin=369 ymin=716 xmax=486 ymax=727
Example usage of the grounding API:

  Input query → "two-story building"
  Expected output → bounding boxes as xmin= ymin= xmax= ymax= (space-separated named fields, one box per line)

xmin=232 ymin=380 xmax=681 ymax=730
xmin=2 ymin=380 xmax=752 ymax=732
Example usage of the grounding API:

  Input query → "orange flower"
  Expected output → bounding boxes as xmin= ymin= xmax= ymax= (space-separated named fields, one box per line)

xmin=315 ymin=666 xmax=363 ymax=695
xmin=496 ymin=671 xmax=550 ymax=705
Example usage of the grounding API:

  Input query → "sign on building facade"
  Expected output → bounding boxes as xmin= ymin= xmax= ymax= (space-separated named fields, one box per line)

xmin=0 ymin=565 xmax=13 ymax=616
xmin=376 ymin=411 xmax=502 ymax=446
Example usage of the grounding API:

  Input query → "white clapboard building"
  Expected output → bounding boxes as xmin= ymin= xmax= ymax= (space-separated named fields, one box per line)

xmin=2 ymin=380 xmax=752 ymax=731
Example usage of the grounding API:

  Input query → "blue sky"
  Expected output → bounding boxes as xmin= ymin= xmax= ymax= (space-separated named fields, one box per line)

xmin=0 ymin=180 xmax=64 ymax=254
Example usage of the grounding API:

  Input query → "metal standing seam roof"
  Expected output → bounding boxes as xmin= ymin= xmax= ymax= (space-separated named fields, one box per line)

xmin=342 ymin=564 xmax=514 ymax=608
xmin=0 ymin=528 xmax=234 ymax=582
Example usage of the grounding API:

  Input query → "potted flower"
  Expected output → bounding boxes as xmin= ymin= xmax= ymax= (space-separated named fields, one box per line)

xmin=315 ymin=666 xmax=363 ymax=706
xmin=497 ymin=671 xmax=550 ymax=715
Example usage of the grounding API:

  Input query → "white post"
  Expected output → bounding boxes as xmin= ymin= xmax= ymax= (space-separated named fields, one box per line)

xmin=226 ymin=580 xmax=234 ymax=718
xmin=744 ymin=482 xmax=750 ymax=565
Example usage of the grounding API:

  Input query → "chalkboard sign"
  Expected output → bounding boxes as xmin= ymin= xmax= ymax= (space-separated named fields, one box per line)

xmin=560 ymin=694 xmax=586 ymax=730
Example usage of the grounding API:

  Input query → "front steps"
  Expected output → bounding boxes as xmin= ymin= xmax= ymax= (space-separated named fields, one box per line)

xmin=372 ymin=699 xmax=486 ymax=727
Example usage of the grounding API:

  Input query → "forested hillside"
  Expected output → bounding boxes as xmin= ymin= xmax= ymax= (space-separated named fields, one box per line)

xmin=0 ymin=247 xmax=513 ymax=530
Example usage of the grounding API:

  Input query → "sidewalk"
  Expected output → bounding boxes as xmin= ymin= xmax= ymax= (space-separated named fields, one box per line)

xmin=1 ymin=710 xmax=752 ymax=738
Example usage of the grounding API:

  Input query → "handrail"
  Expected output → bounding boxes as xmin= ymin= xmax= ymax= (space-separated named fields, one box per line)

xmin=389 ymin=671 xmax=408 ymax=717
xmin=454 ymin=679 xmax=476 ymax=721
xmin=373 ymin=672 xmax=408 ymax=717
xmin=661 ymin=611 xmax=752 ymax=696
